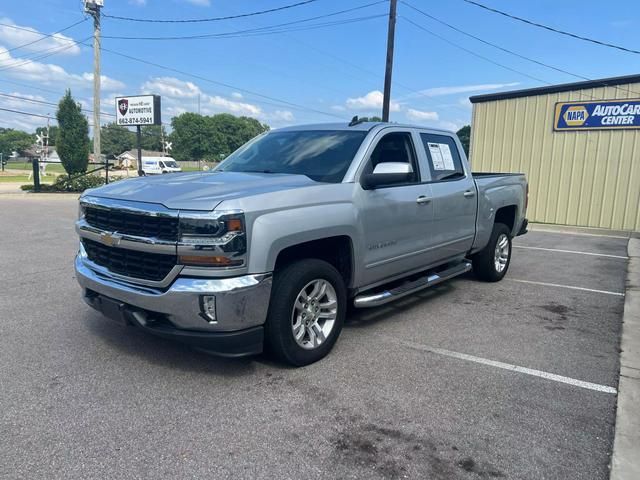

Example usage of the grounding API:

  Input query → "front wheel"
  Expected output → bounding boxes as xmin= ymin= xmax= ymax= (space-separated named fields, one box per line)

xmin=472 ymin=223 xmax=512 ymax=282
xmin=265 ymin=259 xmax=346 ymax=366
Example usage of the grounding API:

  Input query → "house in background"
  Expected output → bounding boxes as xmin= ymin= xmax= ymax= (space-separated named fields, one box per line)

xmin=116 ymin=150 xmax=165 ymax=169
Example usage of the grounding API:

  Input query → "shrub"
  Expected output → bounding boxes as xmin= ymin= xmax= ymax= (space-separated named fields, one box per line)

xmin=21 ymin=174 xmax=107 ymax=193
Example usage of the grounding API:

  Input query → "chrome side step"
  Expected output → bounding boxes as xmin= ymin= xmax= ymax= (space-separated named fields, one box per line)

xmin=353 ymin=261 xmax=472 ymax=308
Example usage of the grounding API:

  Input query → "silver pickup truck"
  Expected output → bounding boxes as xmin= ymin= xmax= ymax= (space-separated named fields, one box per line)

xmin=75 ymin=121 xmax=528 ymax=365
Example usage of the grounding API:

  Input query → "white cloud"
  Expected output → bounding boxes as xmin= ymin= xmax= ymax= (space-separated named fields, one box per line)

xmin=271 ymin=110 xmax=294 ymax=122
xmin=0 ymin=18 xmax=81 ymax=56
xmin=142 ymin=76 xmax=262 ymax=117
xmin=346 ymin=90 xmax=400 ymax=112
xmin=81 ymin=73 xmax=126 ymax=92
xmin=0 ymin=91 xmax=52 ymax=131
xmin=142 ymin=76 xmax=201 ymax=98
xmin=406 ymin=108 xmax=439 ymax=122
xmin=231 ymin=92 xmax=243 ymax=99
xmin=0 ymin=47 xmax=125 ymax=91
xmin=205 ymin=95 xmax=261 ymax=116
xmin=458 ymin=97 xmax=472 ymax=110
xmin=184 ymin=0 xmax=211 ymax=5
xmin=411 ymin=82 xmax=520 ymax=98
xmin=130 ymin=0 xmax=147 ymax=5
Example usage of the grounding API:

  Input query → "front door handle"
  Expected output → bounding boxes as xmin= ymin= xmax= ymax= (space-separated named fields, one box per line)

xmin=463 ymin=190 xmax=476 ymax=198
xmin=416 ymin=195 xmax=432 ymax=205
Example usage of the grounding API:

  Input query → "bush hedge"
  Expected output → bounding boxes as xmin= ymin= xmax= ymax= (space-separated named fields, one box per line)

xmin=21 ymin=174 xmax=107 ymax=192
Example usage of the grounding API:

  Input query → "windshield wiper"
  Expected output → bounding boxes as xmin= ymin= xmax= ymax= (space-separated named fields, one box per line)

xmin=240 ymin=169 xmax=276 ymax=174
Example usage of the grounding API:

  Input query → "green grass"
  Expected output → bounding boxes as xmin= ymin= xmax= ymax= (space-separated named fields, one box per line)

xmin=4 ymin=163 xmax=66 ymax=173
xmin=0 ymin=175 xmax=31 ymax=183
xmin=0 ymin=174 xmax=55 ymax=184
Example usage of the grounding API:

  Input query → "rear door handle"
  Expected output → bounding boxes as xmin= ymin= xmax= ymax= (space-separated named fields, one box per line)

xmin=416 ymin=195 xmax=432 ymax=205
xmin=463 ymin=190 xmax=476 ymax=198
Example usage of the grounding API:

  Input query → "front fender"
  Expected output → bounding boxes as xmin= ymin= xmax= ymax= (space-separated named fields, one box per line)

xmin=247 ymin=203 xmax=360 ymax=274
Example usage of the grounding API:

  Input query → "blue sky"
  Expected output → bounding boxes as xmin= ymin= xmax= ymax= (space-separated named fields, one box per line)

xmin=0 ymin=0 xmax=639 ymax=133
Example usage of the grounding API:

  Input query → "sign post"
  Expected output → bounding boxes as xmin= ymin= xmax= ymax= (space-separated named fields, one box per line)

xmin=115 ymin=94 xmax=161 ymax=176
xmin=137 ymin=126 xmax=142 ymax=176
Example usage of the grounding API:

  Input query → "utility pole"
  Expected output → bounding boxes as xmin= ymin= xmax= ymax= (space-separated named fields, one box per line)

xmin=85 ymin=0 xmax=103 ymax=164
xmin=382 ymin=0 xmax=397 ymax=122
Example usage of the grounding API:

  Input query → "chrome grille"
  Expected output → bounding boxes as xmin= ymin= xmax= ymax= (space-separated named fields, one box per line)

xmin=85 ymin=206 xmax=179 ymax=241
xmin=82 ymin=239 xmax=176 ymax=282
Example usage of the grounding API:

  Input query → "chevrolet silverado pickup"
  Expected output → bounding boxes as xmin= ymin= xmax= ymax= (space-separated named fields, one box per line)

xmin=75 ymin=121 xmax=528 ymax=366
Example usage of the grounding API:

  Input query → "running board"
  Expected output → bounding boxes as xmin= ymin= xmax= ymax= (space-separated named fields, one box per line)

xmin=353 ymin=261 xmax=472 ymax=308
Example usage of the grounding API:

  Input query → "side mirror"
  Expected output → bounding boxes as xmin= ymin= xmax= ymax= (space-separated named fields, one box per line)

xmin=361 ymin=162 xmax=413 ymax=190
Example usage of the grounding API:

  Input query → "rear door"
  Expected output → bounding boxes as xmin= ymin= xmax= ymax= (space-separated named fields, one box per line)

xmin=418 ymin=132 xmax=476 ymax=262
xmin=355 ymin=128 xmax=434 ymax=286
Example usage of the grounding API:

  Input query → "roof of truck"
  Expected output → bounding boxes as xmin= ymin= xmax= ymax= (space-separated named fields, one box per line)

xmin=275 ymin=122 xmax=453 ymax=134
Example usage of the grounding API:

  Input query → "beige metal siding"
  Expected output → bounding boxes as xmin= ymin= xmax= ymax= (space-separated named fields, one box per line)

xmin=469 ymin=82 xmax=640 ymax=231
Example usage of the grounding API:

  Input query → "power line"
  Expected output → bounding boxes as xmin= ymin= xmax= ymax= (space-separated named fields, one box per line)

xmin=0 ymin=107 xmax=52 ymax=120
xmin=400 ymin=16 xmax=551 ymax=85
xmin=0 ymin=92 xmax=115 ymax=117
xmin=402 ymin=2 xmax=587 ymax=82
xmin=0 ymin=18 xmax=88 ymax=56
xmin=402 ymin=3 xmax=640 ymax=99
xmin=103 ymin=13 xmax=386 ymax=41
xmin=0 ymin=37 xmax=91 ymax=73
xmin=94 ymin=43 xmax=345 ymax=119
xmin=103 ymin=0 xmax=322 ymax=23
xmin=0 ymin=18 xmax=346 ymax=120
xmin=462 ymin=0 xmax=640 ymax=56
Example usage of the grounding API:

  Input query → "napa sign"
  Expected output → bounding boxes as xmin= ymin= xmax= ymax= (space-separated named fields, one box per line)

xmin=554 ymin=99 xmax=640 ymax=131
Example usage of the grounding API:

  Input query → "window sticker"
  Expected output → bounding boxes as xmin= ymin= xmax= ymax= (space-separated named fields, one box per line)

xmin=428 ymin=142 xmax=454 ymax=170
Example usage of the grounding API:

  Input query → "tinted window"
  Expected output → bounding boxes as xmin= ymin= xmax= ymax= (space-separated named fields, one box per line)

xmin=420 ymin=133 xmax=464 ymax=181
xmin=217 ymin=130 xmax=367 ymax=183
xmin=365 ymin=132 xmax=419 ymax=184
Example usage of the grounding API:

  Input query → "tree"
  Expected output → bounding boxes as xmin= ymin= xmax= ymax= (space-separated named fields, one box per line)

xmin=169 ymin=113 xmax=269 ymax=161
xmin=35 ymin=126 xmax=59 ymax=147
xmin=0 ymin=129 xmax=34 ymax=158
xmin=100 ymin=123 xmax=136 ymax=158
xmin=56 ymin=90 xmax=90 ymax=174
xmin=456 ymin=125 xmax=471 ymax=157
xmin=140 ymin=125 xmax=167 ymax=152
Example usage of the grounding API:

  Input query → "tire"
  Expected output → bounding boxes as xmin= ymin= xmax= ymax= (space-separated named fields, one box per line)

xmin=472 ymin=223 xmax=512 ymax=282
xmin=265 ymin=259 xmax=346 ymax=366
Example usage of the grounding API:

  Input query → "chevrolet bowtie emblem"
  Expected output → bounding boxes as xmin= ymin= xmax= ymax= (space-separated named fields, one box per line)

xmin=100 ymin=232 xmax=121 ymax=247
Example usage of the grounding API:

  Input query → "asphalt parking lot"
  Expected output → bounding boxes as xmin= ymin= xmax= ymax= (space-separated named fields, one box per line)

xmin=0 ymin=194 xmax=630 ymax=479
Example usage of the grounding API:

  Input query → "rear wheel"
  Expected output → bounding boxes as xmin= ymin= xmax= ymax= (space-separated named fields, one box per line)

xmin=472 ymin=222 xmax=512 ymax=282
xmin=265 ymin=259 xmax=346 ymax=366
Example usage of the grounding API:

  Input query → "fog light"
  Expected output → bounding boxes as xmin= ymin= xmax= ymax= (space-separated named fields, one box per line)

xmin=200 ymin=295 xmax=217 ymax=323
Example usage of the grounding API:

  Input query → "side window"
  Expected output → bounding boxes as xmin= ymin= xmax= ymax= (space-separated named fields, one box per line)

xmin=420 ymin=133 xmax=465 ymax=182
xmin=159 ymin=161 xmax=165 ymax=168
xmin=365 ymin=132 xmax=419 ymax=184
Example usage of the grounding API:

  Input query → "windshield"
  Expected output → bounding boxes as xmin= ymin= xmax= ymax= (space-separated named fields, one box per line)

xmin=163 ymin=160 xmax=179 ymax=168
xmin=216 ymin=130 xmax=367 ymax=183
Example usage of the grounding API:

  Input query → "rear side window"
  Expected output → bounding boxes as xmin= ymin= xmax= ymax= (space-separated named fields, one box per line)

xmin=420 ymin=133 xmax=464 ymax=182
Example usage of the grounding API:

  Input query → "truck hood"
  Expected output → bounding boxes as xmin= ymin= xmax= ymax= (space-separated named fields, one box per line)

xmin=86 ymin=171 xmax=318 ymax=210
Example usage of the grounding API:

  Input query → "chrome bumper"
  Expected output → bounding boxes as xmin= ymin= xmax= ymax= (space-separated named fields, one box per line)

xmin=75 ymin=254 xmax=272 ymax=333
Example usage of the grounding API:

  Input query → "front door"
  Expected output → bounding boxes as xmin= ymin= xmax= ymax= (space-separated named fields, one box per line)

xmin=355 ymin=130 xmax=434 ymax=287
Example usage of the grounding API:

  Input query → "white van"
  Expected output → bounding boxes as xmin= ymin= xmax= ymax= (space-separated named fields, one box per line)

xmin=141 ymin=157 xmax=182 ymax=175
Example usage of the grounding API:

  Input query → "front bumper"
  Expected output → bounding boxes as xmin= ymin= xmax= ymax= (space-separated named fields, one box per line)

xmin=75 ymin=254 xmax=272 ymax=356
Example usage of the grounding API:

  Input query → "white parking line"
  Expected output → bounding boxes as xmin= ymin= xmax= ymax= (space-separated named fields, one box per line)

xmin=514 ymin=245 xmax=628 ymax=260
xmin=391 ymin=338 xmax=617 ymax=394
xmin=530 ymin=228 xmax=630 ymax=239
xmin=508 ymin=279 xmax=625 ymax=296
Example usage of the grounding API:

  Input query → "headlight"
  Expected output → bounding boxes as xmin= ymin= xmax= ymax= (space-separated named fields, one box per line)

xmin=178 ymin=211 xmax=246 ymax=267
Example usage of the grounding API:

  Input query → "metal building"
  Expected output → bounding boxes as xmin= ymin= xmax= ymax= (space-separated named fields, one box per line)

xmin=469 ymin=74 xmax=640 ymax=232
